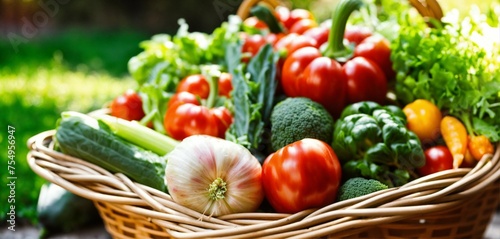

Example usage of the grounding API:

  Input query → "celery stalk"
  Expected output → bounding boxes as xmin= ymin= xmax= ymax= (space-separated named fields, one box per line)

xmin=96 ymin=114 xmax=179 ymax=156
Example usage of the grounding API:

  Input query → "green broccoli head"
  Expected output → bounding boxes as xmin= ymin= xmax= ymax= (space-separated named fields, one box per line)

xmin=337 ymin=177 xmax=388 ymax=201
xmin=270 ymin=97 xmax=334 ymax=151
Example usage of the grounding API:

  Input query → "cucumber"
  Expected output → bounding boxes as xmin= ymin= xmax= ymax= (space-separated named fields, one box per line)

xmin=37 ymin=183 xmax=101 ymax=238
xmin=55 ymin=111 xmax=167 ymax=192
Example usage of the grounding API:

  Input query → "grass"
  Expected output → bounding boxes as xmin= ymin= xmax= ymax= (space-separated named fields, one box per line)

xmin=0 ymin=30 xmax=139 ymax=226
xmin=0 ymin=59 xmax=135 ymax=225
xmin=0 ymin=29 xmax=147 ymax=77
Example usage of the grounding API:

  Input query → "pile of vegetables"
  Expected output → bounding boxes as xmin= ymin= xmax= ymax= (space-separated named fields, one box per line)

xmin=51 ymin=0 xmax=499 ymax=218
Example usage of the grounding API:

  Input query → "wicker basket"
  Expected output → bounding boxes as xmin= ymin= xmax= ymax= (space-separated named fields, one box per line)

xmin=27 ymin=0 xmax=500 ymax=238
xmin=27 ymin=130 xmax=500 ymax=238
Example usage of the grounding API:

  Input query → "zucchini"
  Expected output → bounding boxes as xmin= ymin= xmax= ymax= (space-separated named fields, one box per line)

xmin=55 ymin=111 xmax=167 ymax=192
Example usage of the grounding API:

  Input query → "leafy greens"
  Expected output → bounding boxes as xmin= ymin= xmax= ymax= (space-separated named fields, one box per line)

xmin=127 ymin=16 xmax=243 ymax=133
xmin=391 ymin=7 xmax=500 ymax=142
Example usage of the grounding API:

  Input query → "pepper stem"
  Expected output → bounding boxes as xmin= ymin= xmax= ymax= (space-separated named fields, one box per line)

xmin=208 ymin=177 xmax=227 ymax=201
xmin=323 ymin=0 xmax=364 ymax=62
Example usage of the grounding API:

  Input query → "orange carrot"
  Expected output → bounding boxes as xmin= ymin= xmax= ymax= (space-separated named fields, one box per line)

xmin=461 ymin=148 xmax=477 ymax=168
xmin=440 ymin=116 xmax=468 ymax=169
xmin=468 ymin=135 xmax=494 ymax=161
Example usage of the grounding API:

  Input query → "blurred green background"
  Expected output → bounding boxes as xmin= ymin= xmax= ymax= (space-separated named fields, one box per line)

xmin=0 ymin=0 xmax=498 ymax=228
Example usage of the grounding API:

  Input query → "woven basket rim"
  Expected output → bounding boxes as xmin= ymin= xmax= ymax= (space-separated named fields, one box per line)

xmin=27 ymin=129 xmax=500 ymax=238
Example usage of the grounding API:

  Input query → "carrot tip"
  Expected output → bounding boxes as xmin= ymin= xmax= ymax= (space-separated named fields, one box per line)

xmin=453 ymin=154 xmax=464 ymax=169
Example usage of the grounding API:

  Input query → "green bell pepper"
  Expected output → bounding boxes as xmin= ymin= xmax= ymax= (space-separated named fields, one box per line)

xmin=332 ymin=101 xmax=425 ymax=187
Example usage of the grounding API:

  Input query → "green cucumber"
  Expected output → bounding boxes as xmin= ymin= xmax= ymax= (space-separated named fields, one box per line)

xmin=55 ymin=111 xmax=167 ymax=192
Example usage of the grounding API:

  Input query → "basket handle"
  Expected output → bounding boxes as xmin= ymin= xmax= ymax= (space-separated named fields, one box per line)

xmin=409 ymin=0 xmax=443 ymax=21
xmin=237 ymin=0 xmax=443 ymax=21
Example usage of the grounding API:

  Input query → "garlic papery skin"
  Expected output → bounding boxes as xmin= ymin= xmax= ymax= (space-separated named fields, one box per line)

xmin=165 ymin=135 xmax=264 ymax=217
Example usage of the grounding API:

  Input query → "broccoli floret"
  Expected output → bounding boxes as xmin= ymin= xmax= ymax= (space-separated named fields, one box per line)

xmin=337 ymin=177 xmax=388 ymax=201
xmin=270 ymin=97 xmax=334 ymax=151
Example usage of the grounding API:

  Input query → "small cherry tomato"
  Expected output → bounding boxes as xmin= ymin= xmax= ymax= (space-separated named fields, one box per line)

xmin=418 ymin=145 xmax=454 ymax=176
xmin=274 ymin=33 xmax=317 ymax=57
xmin=289 ymin=18 xmax=317 ymax=35
xmin=242 ymin=34 xmax=268 ymax=57
xmin=265 ymin=32 xmax=286 ymax=46
xmin=176 ymin=73 xmax=233 ymax=98
xmin=262 ymin=138 xmax=342 ymax=213
xmin=274 ymin=6 xmax=291 ymax=28
xmin=177 ymin=74 xmax=210 ymax=99
xmin=286 ymin=8 xmax=315 ymax=30
xmin=212 ymin=107 xmax=233 ymax=138
xmin=243 ymin=16 xmax=269 ymax=30
xmin=168 ymin=91 xmax=199 ymax=108
xmin=344 ymin=26 xmax=372 ymax=45
xmin=217 ymin=72 xmax=233 ymax=98
xmin=403 ymin=99 xmax=442 ymax=143
xmin=109 ymin=89 xmax=145 ymax=121
xmin=164 ymin=98 xmax=220 ymax=140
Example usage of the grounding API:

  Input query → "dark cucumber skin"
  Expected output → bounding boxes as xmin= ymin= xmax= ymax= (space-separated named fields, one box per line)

xmin=55 ymin=114 xmax=166 ymax=192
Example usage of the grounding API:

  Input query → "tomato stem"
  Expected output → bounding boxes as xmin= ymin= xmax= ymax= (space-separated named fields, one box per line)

xmin=139 ymin=108 xmax=157 ymax=126
xmin=204 ymin=66 xmax=220 ymax=109
xmin=323 ymin=0 xmax=364 ymax=61
xmin=208 ymin=177 xmax=227 ymax=201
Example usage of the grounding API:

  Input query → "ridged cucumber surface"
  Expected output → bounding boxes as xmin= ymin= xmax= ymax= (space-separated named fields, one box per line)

xmin=55 ymin=112 xmax=167 ymax=192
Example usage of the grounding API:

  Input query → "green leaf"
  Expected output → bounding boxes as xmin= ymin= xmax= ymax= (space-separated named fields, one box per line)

xmin=225 ymin=43 xmax=279 ymax=152
xmin=250 ymin=5 xmax=285 ymax=33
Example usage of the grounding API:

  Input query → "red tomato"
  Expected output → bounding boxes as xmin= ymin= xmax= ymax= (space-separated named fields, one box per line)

xmin=354 ymin=35 xmax=395 ymax=81
xmin=289 ymin=18 xmax=317 ymax=35
xmin=275 ymin=7 xmax=314 ymax=31
xmin=217 ymin=72 xmax=233 ymax=98
xmin=109 ymin=89 xmax=145 ymax=121
xmin=418 ymin=146 xmax=454 ymax=176
xmin=243 ymin=16 xmax=269 ymax=30
xmin=286 ymin=9 xmax=315 ymax=30
xmin=212 ymin=107 xmax=233 ymax=138
xmin=168 ymin=91 xmax=199 ymax=108
xmin=262 ymin=138 xmax=342 ymax=213
xmin=343 ymin=56 xmax=388 ymax=105
xmin=274 ymin=6 xmax=290 ymax=27
xmin=344 ymin=26 xmax=372 ymax=45
xmin=177 ymin=74 xmax=210 ymax=99
xmin=164 ymin=98 xmax=220 ymax=140
xmin=176 ymin=73 xmax=233 ymax=98
xmin=274 ymin=33 xmax=317 ymax=57
xmin=242 ymin=34 xmax=267 ymax=57
xmin=265 ymin=33 xmax=285 ymax=46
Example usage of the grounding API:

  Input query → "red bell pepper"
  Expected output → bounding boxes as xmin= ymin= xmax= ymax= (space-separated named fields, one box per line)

xmin=164 ymin=72 xmax=233 ymax=140
xmin=280 ymin=0 xmax=391 ymax=117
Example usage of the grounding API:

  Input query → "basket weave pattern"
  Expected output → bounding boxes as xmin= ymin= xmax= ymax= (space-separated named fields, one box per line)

xmin=28 ymin=130 xmax=500 ymax=238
